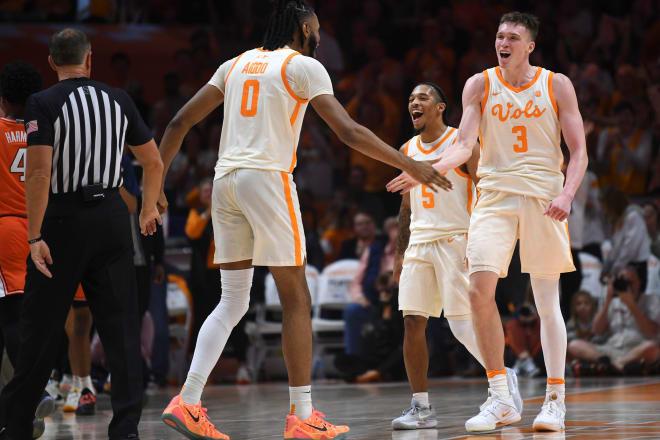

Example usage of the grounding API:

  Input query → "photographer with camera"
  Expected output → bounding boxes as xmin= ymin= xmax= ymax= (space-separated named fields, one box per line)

xmin=568 ymin=264 xmax=660 ymax=374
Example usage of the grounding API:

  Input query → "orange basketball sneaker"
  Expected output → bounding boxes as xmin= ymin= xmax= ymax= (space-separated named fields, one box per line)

xmin=162 ymin=394 xmax=229 ymax=440
xmin=283 ymin=406 xmax=349 ymax=439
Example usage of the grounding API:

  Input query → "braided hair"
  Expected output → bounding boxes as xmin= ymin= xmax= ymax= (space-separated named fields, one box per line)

xmin=418 ymin=81 xmax=449 ymax=126
xmin=262 ymin=0 xmax=315 ymax=51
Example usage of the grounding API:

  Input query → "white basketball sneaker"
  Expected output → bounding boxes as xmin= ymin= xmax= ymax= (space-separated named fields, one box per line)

xmin=392 ymin=397 xmax=438 ymax=430
xmin=466 ymin=395 xmax=521 ymax=432
xmin=479 ymin=369 xmax=523 ymax=415
xmin=506 ymin=367 xmax=524 ymax=415
xmin=533 ymin=391 xmax=566 ymax=431
xmin=62 ymin=387 xmax=80 ymax=412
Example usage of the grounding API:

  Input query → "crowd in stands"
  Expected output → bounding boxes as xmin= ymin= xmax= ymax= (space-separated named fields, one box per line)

xmin=3 ymin=0 xmax=660 ymax=384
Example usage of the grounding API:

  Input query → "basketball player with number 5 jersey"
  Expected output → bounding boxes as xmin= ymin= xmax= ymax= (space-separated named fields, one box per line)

xmin=158 ymin=1 xmax=449 ymax=439
xmin=388 ymin=11 xmax=588 ymax=433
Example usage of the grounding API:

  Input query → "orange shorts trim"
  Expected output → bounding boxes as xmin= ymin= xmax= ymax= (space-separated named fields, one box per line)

xmin=0 ymin=217 xmax=28 ymax=296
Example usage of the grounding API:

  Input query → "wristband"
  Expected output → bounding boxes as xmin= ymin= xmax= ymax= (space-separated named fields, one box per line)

xmin=28 ymin=236 xmax=42 ymax=245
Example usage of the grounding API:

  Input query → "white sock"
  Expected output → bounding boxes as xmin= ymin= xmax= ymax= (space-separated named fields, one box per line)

xmin=531 ymin=277 xmax=567 ymax=380
xmin=81 ymin=376 xmax=96 ymax=394
xmin=72 ymin=376 xmax=82 ymax=391
xmin=62 ymin=374 xmax=73 ymax=386
xmin=290 ymin=385 xmax=312 ymax=420
xmin=412 ymin=392 xmax=429 ymax=407
xmin=181 ymin=268 xmax=253 ymax=405
xmin=546 ymin=377 xmax=566 ymax=401
xmin=487 ymin=370 xmax=510 ymax=399
xmin=448 ymin=317 xmax=485 ymax=367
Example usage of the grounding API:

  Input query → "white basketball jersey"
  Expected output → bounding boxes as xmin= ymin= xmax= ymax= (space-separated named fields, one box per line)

xmin=208 ymin=47 xmax=333 ymax=179
xmin=478 ymin=66 xmax=564 ymax=200
xmin=406 ymin=128 xmax=475 ymax=244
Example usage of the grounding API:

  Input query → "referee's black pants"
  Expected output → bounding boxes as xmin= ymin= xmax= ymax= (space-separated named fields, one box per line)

xmin=0 ymin=191 xmax=143 ymax=439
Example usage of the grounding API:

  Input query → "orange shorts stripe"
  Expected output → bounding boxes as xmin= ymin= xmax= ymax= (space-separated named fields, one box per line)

xmin=280 ymin=172 xmax=302 ymax=266
xmin=486 ymin=368 xmax=506 ymax=379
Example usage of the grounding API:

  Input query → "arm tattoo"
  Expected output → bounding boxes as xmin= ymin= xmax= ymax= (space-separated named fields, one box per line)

xmin=396 ymin=196 xmax=412 ymax=256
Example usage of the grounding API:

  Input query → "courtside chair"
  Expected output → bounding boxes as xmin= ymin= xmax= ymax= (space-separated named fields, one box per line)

xmin=166 ymin=274 xmax=194 ymax=385
xmin=311 ymin=259 xmax=360 ymax=379
xmin=246 ymin=265 xmax=320 ymax=380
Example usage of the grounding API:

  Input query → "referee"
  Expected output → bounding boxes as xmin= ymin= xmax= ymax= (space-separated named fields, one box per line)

xmin=0 ymin=29 xmax=162 ymax=440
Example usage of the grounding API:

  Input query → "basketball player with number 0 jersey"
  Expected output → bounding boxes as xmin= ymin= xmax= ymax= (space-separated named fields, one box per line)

xmin=158 ymin=1 xmax=449 ymax=439
xmin=388 ymin=12 xmax=588 ymax=432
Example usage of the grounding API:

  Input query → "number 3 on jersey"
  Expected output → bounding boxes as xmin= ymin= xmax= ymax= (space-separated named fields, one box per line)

xmin=10 ymin=147 xmax=26 ymax=181
xmin=240 ymin=79 xmax=260 ymax=117
xmin=512 ymin=125 xmax=528 ymax=153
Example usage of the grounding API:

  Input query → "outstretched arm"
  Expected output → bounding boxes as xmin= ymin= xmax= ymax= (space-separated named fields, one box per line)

xmin=544 ymin=73 xmax=588 ymax=221
xmin=386 ymin=73 xmax=484 ymax=194
xmin=311 ymin=94 xmax=451 ymax=192
xmin=158 ymin=84 xmax=224 ymax=212
xmin=434 ymin=73 xmax=484 ymax=173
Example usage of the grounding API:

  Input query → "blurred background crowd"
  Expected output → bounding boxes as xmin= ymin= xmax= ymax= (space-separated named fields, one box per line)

xmin=2 ymin=0 xmax=660 ymax=389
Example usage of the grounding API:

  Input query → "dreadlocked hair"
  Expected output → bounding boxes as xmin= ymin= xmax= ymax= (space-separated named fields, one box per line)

xmin=418 ymin=81 xmax=449 ymax=126
xmin=262 ymin=0 xmax=315 ymax=51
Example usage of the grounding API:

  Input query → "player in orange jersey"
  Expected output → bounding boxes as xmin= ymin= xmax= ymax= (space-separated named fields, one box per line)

xmin=158 ymin=1 xmax=449 ymax=439
xmin=388 ymin=11 xmax=588 ymax=433
xmin=0 ymin=61 xmax=55 ymax=438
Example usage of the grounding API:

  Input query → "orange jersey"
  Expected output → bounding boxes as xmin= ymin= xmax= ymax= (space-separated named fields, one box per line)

xmin=0 ymin=117 xmax=27 ymax=217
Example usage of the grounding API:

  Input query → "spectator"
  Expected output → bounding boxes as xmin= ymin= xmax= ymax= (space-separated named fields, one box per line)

xmin=505 ymin=303 xmax=543 ymax=378
xmin=643 ymin=201 xmax=660 ymax=259
xmin=345 ymin=67 xmax=401 ymax=193
xmin=152 ymin=72 xmax=187 ymax=143
xmin=566 ymin=290 xmax=598 ymax=343
xmin=596 ymin=101 xmax=653 ymax=195
xmin=108 ymin=51 xmax=132 ymax=90
xmin=568 ymin=264 xmax=660 ymax=374
xmin=582 ymin=170 xmax=605 ymax=261
xmin=301 ymin=206 xmax=325 ymax=271
xmin=344 ymin=165 xmax=384 ymax=224
xmin=338 ymin=211 xmax=377 ymax=260
xmin=184 ymin=179 xmax=251 ymax=384
xmin=320 ymin=199 xmax=354 ymax=264
xmin=343 ymin=217 xmax=397 ymax=357
xmin=600 ymin=186 xmax=650 ymax=279
xmin=334 ymin=272 xmax=405 ymax=383
xmin=404 ymin=18 xmax=456 ymax=102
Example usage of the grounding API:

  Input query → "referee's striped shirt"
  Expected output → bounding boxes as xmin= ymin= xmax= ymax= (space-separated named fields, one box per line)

xmin=24 ymin=77 xmax=151 ymax=194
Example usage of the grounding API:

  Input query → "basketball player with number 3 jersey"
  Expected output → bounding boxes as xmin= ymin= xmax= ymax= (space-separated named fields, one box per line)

xmin=388 ymin=12 xmax=588 ymax=433
xmin=390 ymin=83 xmax=523 ymax=432
xmin=158 ymin=1 xmax=449 ymax=439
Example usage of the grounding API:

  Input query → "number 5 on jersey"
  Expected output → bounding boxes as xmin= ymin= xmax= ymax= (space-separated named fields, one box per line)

xmin=10 ymin=147 xmax=26 ymax=181
xmin=421 ymin=185 xmax=434 ymax=208
xmin=241 ymin=79 xmax=260 ymax=117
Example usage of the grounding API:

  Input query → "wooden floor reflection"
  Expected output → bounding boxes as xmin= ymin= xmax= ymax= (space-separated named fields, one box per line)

xmin=41 ymin=377 xmax=660 ymax=439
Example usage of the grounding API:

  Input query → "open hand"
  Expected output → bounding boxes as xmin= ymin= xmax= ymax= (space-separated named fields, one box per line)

xmin=406 ymin=160 xmax=452 ymax=192
xmin=386 ymin=172 xmax=419 ymax=194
